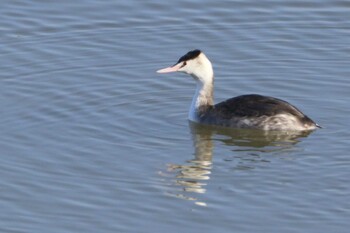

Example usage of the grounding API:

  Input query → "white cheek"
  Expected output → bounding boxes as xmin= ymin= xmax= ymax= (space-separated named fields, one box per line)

xmin=178 ymin=66 xmax=190 ymax=74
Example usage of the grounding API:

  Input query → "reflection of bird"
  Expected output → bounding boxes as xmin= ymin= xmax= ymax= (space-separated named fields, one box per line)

xmin=157 ymin=49 xmax=320 ymax=131
xmin=161 ymin=120 xmax=313 ymax=206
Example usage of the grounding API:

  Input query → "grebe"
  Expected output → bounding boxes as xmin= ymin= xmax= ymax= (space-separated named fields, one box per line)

xmin=157 ymin=49 xmax=319 ymax=131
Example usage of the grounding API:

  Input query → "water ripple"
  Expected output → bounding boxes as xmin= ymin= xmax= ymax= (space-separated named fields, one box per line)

xmin=1 ymin=1 xmax=350 ymax=232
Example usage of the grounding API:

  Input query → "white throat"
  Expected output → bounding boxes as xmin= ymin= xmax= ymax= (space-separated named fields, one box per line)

xmin=188 ymin=78 xmax=214 ymax=122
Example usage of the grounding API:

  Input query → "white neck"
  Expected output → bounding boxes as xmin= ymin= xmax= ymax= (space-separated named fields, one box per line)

xmin=188 ymin=77 xmax=214 ymax=122
xmin=176 ymin=52 xmax=214 ymax=122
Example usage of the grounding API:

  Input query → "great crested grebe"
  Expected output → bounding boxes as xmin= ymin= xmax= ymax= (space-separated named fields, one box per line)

xmin=157 ymin=49 xmax=319 ymax=131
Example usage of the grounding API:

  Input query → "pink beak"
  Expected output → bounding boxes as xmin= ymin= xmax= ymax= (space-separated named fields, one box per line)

xmin=156 ymin=63 xmax=182 ymax=73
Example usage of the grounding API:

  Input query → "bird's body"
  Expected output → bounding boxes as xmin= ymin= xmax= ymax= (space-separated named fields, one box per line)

xmin=192 ymin=94 xmax=317 ymax=130
xmin=157 ymin=49 xmax=319 ymax=131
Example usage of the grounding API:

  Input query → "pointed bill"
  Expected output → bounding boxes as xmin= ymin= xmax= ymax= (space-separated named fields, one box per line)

xmin=156 ymin=63 xmax=182 ymax=73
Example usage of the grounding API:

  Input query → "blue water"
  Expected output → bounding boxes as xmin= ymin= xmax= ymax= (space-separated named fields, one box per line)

xmin=1 ymin=1 xmax=350 ymax=232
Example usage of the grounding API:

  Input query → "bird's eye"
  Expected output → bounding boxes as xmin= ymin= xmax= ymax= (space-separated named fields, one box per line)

xmin=181 ymin=61 xmax=187 ymax=68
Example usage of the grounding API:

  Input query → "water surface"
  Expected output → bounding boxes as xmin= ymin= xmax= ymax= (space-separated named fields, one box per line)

xmin=1 ymin=1 xmax=350 ymax=232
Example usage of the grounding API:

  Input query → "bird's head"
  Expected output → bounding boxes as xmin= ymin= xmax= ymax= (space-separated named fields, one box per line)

xmin=157 ymin=49 xmax=214 ymax=85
